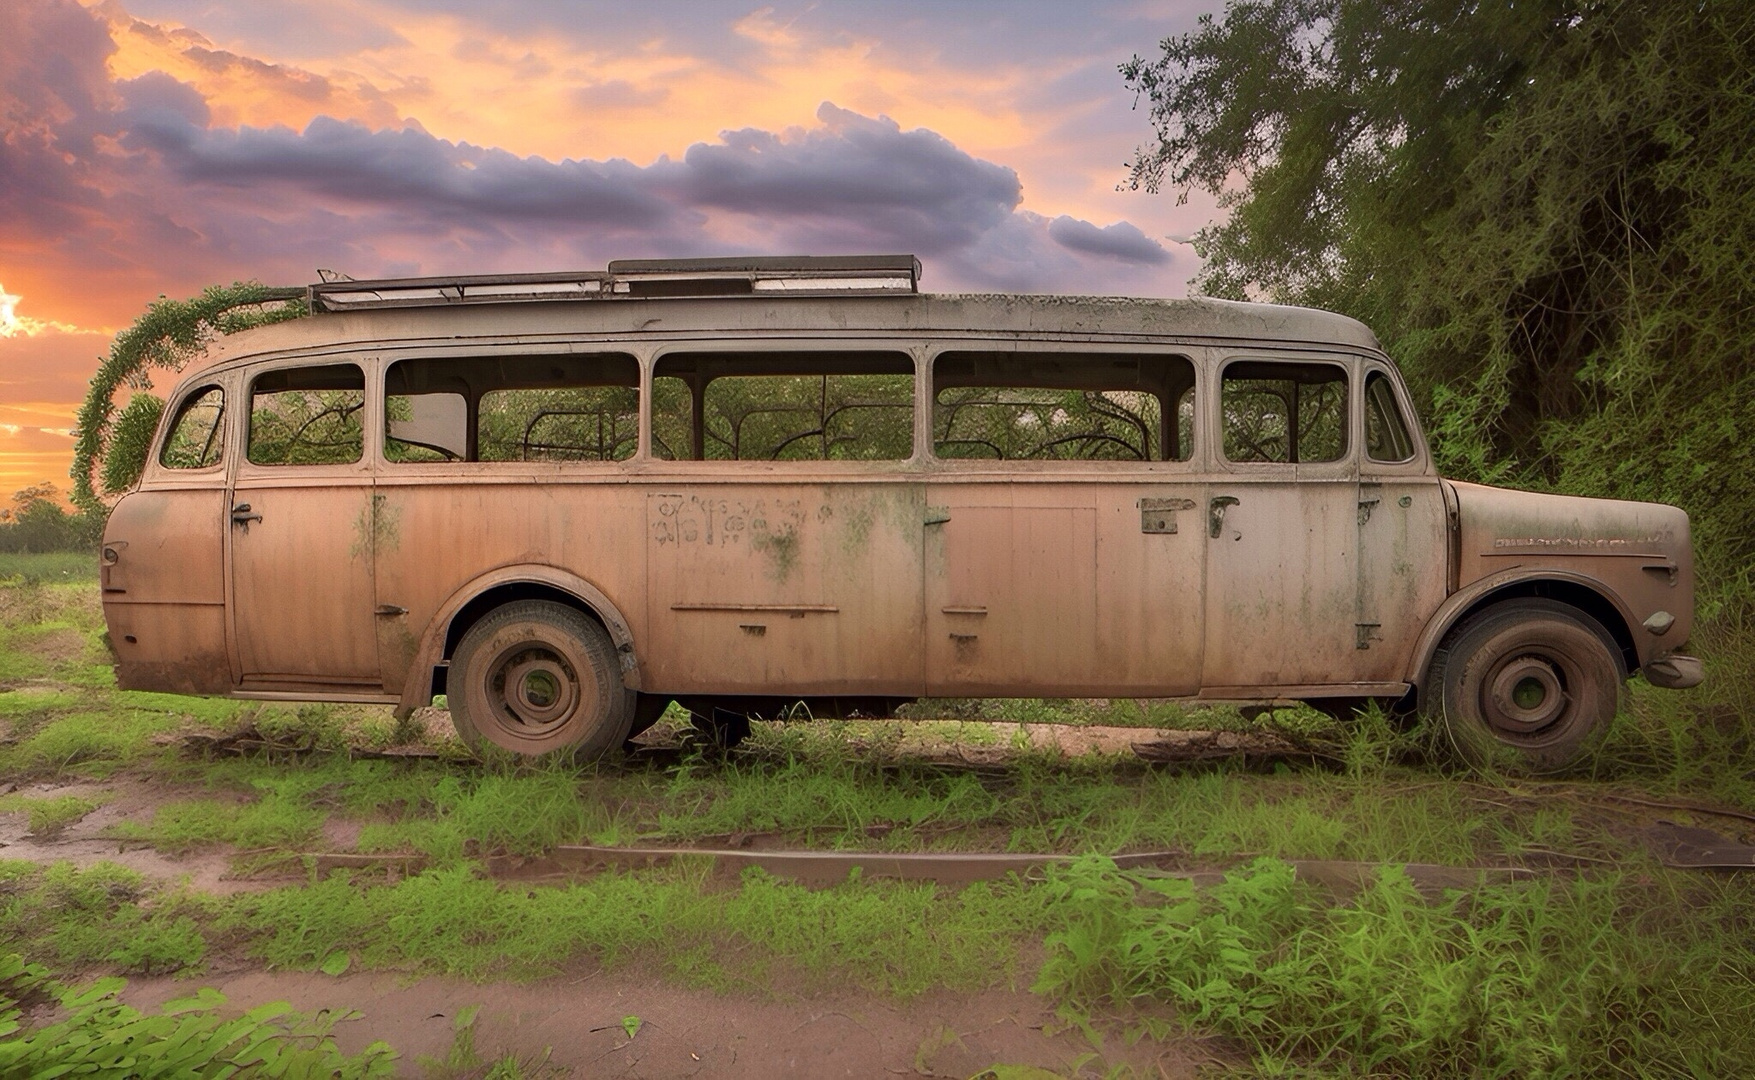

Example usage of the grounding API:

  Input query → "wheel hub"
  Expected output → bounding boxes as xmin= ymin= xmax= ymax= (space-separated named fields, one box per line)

xmin=494 ymin=649 xmax=578 ymax=729
xmin=1486 ymin=656 xmax=1566 ymax=734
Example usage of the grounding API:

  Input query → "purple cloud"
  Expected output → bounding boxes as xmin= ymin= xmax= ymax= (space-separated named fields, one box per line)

xmin=4 ymin=0 xmax=1180 ymax=323
xmin=1048 ymin=215 xmax=1169 ymax=265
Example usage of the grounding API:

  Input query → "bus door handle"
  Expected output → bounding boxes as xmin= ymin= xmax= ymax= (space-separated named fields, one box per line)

xmin=230 ymin=503 xmax=263 ymax=532
xmin=1209 ymin=496 xmax=1239 ymax=538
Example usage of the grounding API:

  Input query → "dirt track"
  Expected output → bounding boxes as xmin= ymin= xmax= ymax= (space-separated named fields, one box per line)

xmin=124 ymin=969 xmax=1201 ymax=1078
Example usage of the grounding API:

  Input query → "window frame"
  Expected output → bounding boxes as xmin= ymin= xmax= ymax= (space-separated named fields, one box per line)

xmin=368 ymin=345 xmax=642 ymax=473
xmin=1212 ymin=352 xmax=1358 ymax=477
xmin=645 ymin=340 xmax=924 ymax=469
xmin=234 ymin=358 xmax=374 ymax=477
xmin=380 ymin=349 xmax=643 ymax=468
xmin=924 ymin=342 xmax=1200 ymax=471
xmin=155 ymin=382 xmax=229 ymax=475
xmin=1357 ymin=360 xmax=1431 ymax=476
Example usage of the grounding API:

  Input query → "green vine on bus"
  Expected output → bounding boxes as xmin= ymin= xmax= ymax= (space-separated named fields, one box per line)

xmin=69 ymin=282 xmax=306 ymax=515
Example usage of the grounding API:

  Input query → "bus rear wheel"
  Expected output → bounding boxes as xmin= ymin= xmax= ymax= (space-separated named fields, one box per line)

xmin=1431 ymin=598 xmax=1623 ymax=774
xmin=450 ymin=600 xmax=633 ymax=760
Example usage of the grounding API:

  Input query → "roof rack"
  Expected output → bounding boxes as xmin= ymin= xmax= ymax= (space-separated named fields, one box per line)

xmin=307 ymin=255 xmax=920 ymax=312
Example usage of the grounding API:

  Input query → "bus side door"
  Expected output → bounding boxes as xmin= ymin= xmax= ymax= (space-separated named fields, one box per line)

xmin=228 ymin=361 xmax=383 ymax=692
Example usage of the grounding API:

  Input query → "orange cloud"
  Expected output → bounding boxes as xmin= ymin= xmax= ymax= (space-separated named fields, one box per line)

xmin=78 ymin=0 xmax=1199 ymax=250
xmin=3 ymin=0 xmax=1213 ymax=496
xmin=86 ymin=2 xmax=1110 ymax=221
xmin=96 ymin=1 xmax=404 ymax=132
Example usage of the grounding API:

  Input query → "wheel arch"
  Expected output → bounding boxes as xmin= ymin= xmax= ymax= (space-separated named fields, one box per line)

xmin=1407 ymin=570 xmax=1639 ymax=709
xmin=394 ymin=565 xmax=640 ymax=718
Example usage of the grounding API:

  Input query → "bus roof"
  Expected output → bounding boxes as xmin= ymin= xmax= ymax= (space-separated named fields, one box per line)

xmin=186 ymin=275 xmax=1383 ymax=376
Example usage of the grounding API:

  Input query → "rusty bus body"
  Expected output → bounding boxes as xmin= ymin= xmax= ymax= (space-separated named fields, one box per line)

xmin=101 ymin=257 xmax=1701 ymax=771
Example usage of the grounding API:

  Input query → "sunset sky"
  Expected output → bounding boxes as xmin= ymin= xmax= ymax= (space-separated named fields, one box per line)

xmin=0 ymin=0 xmax=1223 ymax=497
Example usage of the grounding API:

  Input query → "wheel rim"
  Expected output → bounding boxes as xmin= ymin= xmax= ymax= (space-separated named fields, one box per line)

xmin=484 ymin=643 xmax=582 ymax=743
xmin=1481 ymin=652 xmax=1572 ymax=740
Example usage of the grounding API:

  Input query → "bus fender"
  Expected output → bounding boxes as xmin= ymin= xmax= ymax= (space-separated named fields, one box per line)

xmin=394 ymin=565 xmax=641 ymax=719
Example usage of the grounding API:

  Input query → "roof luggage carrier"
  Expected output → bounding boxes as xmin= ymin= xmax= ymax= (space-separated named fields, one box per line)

xmin=307 ymin=254 xmax=921 ymax=312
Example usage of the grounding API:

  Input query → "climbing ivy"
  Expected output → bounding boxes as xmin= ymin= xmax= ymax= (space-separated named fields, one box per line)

xmin=70 ymin=282 xmax=305 ymax=513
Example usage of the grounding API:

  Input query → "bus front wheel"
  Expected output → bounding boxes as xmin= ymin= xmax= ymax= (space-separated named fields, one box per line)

xmin=450 ymin=600 xmax=633 ymax=760
xmin=1431 ymin=598 xmax=1623 ymax=775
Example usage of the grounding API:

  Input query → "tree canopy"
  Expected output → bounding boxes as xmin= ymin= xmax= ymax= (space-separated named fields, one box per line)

xmin=1126 ymin=0 xmax=1755 ymax=603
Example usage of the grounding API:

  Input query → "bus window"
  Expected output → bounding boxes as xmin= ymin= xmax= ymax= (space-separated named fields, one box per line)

xmin=159 ymin=385 xmax=225 ymax=469
xmin=248 ymin=365 xmax=365 ymax=466
xmin=384 ymin=354 xmax=639 ymax=463
xmin=1365 ymin=370 xmax=1416 ymax=463
xmin=652 ymin=351 xmax=913 ymax=461
xmin=1221 ymin=360 xmax=1349 ymax=464
xmin=932 ymin=352 xmax=1194 ymax=461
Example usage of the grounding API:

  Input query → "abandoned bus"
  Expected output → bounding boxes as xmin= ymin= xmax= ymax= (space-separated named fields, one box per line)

xmin=100 ymin=255 xmax=1701 ymax=772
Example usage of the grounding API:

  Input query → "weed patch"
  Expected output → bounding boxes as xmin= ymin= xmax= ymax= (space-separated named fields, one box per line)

xmin=652 ymin=756 xmax=1000 ymax=846
xmin=113 ymin=795 xmax=326 ymax=854
xmin=0 ymin=862 xmax=215 ymax=976
xmin=0 ymin=552 xmax=98 ymax=584
xmin=1034 ymin=856 xmax=1755 ymax=1076
xmin=0 ymin=952 xmax=395 ymax=1077
xmin=0 ymin=708 xmax=178 ymax=776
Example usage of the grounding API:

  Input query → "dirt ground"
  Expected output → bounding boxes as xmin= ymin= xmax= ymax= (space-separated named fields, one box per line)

xmin=1 ymin=739 xmax=1222 ymax=1078
xmin=123 ymin=969 xmax=1201 ymax=1078
xmin=8 ymin=702 xmax=1744 ymax=1077
xmin=0 ymin=777 xmax=255 ymax=892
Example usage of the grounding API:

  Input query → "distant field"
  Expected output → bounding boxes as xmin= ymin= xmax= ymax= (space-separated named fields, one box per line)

xmin=0 ymin=551 xmax=97 ymax=583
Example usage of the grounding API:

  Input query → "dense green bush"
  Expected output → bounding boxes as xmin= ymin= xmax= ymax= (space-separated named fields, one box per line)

xmin=1036 ymin=856 xmax=1755 ymax=1076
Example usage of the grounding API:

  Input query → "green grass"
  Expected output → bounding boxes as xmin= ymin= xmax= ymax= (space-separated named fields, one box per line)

xmin=1034 ymin=856 xmax=1755 ymax=1077
xmin=77 ymin=724 xmax=1631 ymax=869
xmin=9 ymin=579 xmax=1755 ymax=1074
xmin=0 ymin=862 xmax=215 ymax=975
xmin=648 ymin=755 xmax=1002 ymax=846
xmin=0 ymin=551 xmax=97 ymax=583
xmin=112 ymin=795 xmax=326 ymax=855
xmin=7 ymin=854 xmax=1755 ymax=1078
xmin=0 ymin=709 xmax=181 ymax=776
xmin=237 ymin=861 xmax=1050 ymax=995
xmin=141 ymin=739 xmax=1558 ymax=867
xmin=0 ymin=792 xmax=104 ymax=835
xmin=0 ymin=858 xmax=1049 ymax=996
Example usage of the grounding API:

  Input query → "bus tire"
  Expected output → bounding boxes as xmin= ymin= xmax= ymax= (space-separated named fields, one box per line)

xmin=450 ymin=600 xmax=633 ymax=760
xmin=1431 ymin=598 xmax=1622 ymax=775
